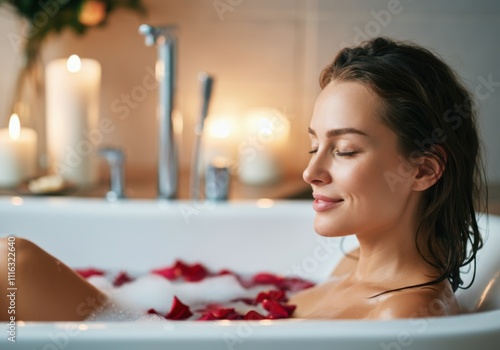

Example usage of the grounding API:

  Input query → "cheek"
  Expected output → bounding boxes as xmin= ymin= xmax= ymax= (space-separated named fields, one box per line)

xmin=334 ymin=158 xmax=389 ymax=195
xmin=339 ymin=156 xmax=410 ymax=204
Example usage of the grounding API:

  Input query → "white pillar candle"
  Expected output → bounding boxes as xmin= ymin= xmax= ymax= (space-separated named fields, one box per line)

xmin=0 ymin=114 xmax=37 ymax=187
xmin=45 ymin=54 xmax=101 ymax=187
xmin=238 ymin=108 xmax=290 ymax=185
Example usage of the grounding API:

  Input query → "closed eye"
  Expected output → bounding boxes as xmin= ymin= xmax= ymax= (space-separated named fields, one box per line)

xmin=336 ymin=151 xmax=357 ymax=157
xmin=310 ymin=150 xmax=358 ymax=156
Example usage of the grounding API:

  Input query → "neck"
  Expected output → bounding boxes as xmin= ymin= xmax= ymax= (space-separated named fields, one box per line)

xmin=351 ymin=195 xmax=438 ymax=285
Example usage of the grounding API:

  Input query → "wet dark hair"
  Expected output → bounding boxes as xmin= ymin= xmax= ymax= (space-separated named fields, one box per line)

xmin=321 ymin=37 xmax=487 ymax=294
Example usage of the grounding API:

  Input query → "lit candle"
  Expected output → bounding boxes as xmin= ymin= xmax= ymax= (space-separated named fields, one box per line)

xmin=238 ymin=108 xmax=290 ymax=185
xmin=0 ymin=114 xmax=37 ymax=187
xmin=202 ymin=113 xmax=238 ymax=171
xmin=45 ymin=54 xmax=101 ymax=187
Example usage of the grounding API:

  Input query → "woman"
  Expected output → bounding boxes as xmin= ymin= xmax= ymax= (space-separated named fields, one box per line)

xmin=0 ymin=37 xmax=486 ymax=321
xmin=290 ymin=37 xmax=485 ymax=319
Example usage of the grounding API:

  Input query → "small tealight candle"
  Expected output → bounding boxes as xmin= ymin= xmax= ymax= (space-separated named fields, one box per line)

xmin=0 ymin=114 xmax=37 ymax=187
xmin=202 ymin=113 xmax=239 ymax=171
xmin=238 ymin=108 xmax=290 ymax=185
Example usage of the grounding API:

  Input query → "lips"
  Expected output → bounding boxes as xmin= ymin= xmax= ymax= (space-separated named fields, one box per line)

xmin=312 ymin=193 xmax=344 ymax=212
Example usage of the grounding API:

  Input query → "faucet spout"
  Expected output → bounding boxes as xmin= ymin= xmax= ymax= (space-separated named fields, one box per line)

xmin=139 ymin=24 xmax=178 ymax=199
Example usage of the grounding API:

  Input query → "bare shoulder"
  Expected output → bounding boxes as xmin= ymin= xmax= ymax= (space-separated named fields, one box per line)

xmin=368 ymin=284 xmax=459 ymax=320
xmin=331 ymin=248 xmax=359 ymax=277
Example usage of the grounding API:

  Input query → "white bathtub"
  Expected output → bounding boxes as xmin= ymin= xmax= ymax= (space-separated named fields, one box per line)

xmin=0 ymin=196 xmax=499 ymax=350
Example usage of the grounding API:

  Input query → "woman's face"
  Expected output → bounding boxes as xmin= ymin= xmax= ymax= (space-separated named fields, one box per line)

xmin=304 ymin=80 xmax=417 ymax=238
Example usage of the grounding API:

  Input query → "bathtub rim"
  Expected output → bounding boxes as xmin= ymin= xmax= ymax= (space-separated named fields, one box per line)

xmin=14 ymin=308 xmax=500 ymax=341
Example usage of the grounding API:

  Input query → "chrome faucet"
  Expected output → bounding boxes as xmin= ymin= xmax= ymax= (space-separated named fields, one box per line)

xmin=139 ymin=24 xmax=178 ymax=199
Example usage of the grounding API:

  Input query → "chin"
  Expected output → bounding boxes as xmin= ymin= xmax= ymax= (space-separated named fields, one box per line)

xmin=313 ymin=216 xmax=353 ymax=238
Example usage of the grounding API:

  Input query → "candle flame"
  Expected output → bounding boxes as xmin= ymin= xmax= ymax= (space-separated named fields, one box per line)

xmin=9 ymin=113 xmax=21 ymax=140
xmin=67 ymin=54 xmax=81 ymax=73
xmin=246 ymin=108 xmax=290 ymax=137
xmin=207 ymin=117 xmax=232 ymax=139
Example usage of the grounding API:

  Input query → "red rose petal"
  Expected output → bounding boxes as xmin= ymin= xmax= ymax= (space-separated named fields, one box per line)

xmin=174 ymin=260 xmax=190 ymax=274
xmin=184 ymin=263 xmax=209 ymax=282
xmin=226 ymin=313 xmax=243 ymax=320
xmin=256 ymin=290 xmax=286 ymax=303
xmin=244 ymin=310 xmax=266 ymax=320
xmin=262 ymin=299 xmax=291 ymax=319
xmin=252 ymin=272 xmax=282 ymax=286
xmin=152 ymin=260 xmax=209 ymax=282
xmin=198 ymin=312 xmax=217 ymax=321
xmin=75 ymin=268 xmax=105 ymax=279
xmin=165 ymin=296 xmax=193 ymax=320
xmin=212 ymin=308 xmax=236 ymax=319
xmin=282 ymin=303 xmax=296 ymax=315
xmin=199 ymin=303 xmax=226 ymax=312
xmin=147 ymin=308 xmax=161 ymax=316
xmin=216 ymin=269 xmax=235 ymax=276
xmin=152 ymin=261 xmax=183 ymax=280
xmin=197 ymin=307 xmax=243 ymax=320
xmin=113 ymin=271 xmax=134 ymax=287
xmin=152 ymin=267 xmax=177 ymax=280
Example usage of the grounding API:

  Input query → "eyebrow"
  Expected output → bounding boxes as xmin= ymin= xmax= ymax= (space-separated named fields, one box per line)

xmin=308 ymin=127 xmax=369 ymax=137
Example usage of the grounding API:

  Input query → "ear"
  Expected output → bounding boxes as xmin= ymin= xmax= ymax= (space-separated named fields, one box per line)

xmin=411 ymin=146 xmax=446 ymax=192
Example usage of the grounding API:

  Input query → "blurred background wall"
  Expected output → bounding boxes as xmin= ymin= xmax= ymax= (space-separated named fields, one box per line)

xmin=0 ymin=0 xmax=499 ymax=185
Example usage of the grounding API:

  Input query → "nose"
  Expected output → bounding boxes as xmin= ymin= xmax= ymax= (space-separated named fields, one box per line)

xmin=303 ymin=153 xmax=332 ymax=186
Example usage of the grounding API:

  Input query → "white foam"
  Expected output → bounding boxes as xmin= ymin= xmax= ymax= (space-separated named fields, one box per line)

xmin=87 ymin=294 xmax=145 ymax=322
xmin=117 ymin=274 xmax=176 ymax=314
xmin=87 ymin=275 xmax=114 ymax=290
xmin=172 ymin=275 xmax=249 ymax=305
xmin=85 ymin=273 xmax=281 ymax=321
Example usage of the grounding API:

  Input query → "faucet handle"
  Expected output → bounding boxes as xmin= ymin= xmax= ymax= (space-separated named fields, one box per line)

xmin=138 ymin=24 xmax=157 ymax=46
xmin=138 ymin=24 xmax=176 ymax=46
xmin=99 ymin=147 xmax=126 ymax=201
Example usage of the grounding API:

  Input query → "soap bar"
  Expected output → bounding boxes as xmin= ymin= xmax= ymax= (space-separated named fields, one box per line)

xmin=28 ymin=175 xmax=65 ymax=194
